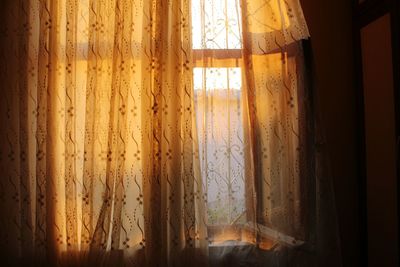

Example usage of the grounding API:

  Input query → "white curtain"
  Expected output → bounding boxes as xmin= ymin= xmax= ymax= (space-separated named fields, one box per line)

xmin=0 ymin=0 xmax=341 ymax=266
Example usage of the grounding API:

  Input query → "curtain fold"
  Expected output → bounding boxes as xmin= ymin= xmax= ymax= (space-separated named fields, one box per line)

xmin=0 ymin=0 xmax=341 ymax=266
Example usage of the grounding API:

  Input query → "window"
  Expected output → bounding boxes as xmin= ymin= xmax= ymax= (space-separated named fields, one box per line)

xmin=191 ymin=0 xmax=307 ymax=248
xmin=194 ymin=67 xmax=244 ymax=226
xmin=191 ymin=0 xmax=242 ymax=49
xmin=192 ymin=0 xmax=246 ymax=228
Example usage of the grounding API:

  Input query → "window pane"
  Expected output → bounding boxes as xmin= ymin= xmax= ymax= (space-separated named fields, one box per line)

xmin=193 ymin=68 xmax=241 ymax=90
xmin=193 ymin=68 xmax=246 ymax=225
xmin=192 ymin=0 xmax=242 ymax=49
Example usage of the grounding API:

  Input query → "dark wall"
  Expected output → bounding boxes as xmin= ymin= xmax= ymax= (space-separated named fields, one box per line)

xmin=361 ymin=14 xmax=398 ymax=266
xmin=300 ymin=0 xmax=361 ymax=266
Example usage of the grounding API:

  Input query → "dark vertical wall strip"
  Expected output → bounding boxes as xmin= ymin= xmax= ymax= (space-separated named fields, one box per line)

xmin=390 ymin=1 xmax=400 ymax=262
xmin=300 ymin=1 xmax=360 ymax=266
xmin=361 ymin=14 xmax=398 ymax=266
xmin=354 ymin=1 xmax=400 ymax=266
xmin=352 ymin=2 xmax=368 ymax=266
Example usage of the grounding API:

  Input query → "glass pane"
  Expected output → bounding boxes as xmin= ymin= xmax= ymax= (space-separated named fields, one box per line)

xmin=192 ymin=0 xmax=242 ymax=49
xmin=193 ymin=68 xmax=246 ymax=225
xmin=193 ymin=68 xmax=241 ymax=90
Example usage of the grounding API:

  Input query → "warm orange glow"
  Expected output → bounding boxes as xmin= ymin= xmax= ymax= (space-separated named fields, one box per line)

xmin=258 ymin=239 xmax=277 ymax=251
xmin=246 ymin=0 xmax=291 ymax=33
xmin=211 ymin=227 xmax=242 ymax=244
xmin=209 ymin=226 xmax=277 ymax=251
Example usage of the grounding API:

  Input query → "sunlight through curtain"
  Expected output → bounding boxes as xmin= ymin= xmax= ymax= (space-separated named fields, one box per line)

xmin=0 ymin=0 xmax=341 ymax=266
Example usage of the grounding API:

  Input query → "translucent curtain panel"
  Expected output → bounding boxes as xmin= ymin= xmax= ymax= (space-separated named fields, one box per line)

xmin=0 ymin=0 xmax=341 ymax=266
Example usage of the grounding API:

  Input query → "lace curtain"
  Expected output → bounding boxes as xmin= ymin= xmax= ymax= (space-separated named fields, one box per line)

xmin=0 ymin=0 xmax=340 ymax=266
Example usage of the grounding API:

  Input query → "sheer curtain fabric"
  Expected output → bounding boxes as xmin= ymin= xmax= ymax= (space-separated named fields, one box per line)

xmin=0 ymin=0 xmax=340 ymax=266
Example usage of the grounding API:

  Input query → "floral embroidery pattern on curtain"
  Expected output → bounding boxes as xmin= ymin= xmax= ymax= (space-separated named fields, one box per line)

xmin=0 ymin=0 xmax=341 ymax=266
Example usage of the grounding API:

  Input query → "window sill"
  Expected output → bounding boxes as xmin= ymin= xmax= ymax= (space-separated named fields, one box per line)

xmin=208 ymin=222 xmax=306 ymax=251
